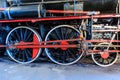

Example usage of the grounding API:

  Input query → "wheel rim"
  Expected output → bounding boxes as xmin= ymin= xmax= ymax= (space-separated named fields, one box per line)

xmin=6 ymin=26 xmax=42 ymax=64
xmin=92 ymin=43 xmax=118 ymax=67
xmin=45 ymin=25 xmax=83 ymax=65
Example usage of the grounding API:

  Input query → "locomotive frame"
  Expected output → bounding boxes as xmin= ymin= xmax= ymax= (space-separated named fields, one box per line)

xmin=0 ymin=0 xmax=120 ymax=67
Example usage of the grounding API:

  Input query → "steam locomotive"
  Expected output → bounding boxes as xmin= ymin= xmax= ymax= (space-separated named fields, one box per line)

xmin=0 ymin=0 xmax=120 ymax=67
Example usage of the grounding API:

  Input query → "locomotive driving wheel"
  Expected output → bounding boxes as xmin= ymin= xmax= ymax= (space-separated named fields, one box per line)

xmin=6 ymin=26 xmax=42 ymax=64
xmin=45 ymin=25 xmax=83 ymax=65
xmin=91 ymin=43 xmax=118 ymax=67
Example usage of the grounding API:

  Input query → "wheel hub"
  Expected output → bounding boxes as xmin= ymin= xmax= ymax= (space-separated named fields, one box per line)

xmin=60 ymin=41 xmax=69 ymax=50
xmin=17 ymin=34 xmax=40 ymax=58
xmin=18 ymin=41 xmax=26 ymax=50
xmin=100 ymin=52 xmax=109 ymax=59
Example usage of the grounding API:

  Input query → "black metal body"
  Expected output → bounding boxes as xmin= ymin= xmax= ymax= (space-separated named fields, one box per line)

xmin=6 ymin=0 xmax=118 ymax=13
xmin=0 ymin=0 xmax=118 ymax=19
xmin=4 ymin=4 xmax=45 ymax=19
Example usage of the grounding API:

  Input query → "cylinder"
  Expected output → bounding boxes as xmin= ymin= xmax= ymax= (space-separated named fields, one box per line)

xmin=5 ymin=4 xmax=45 ymax=19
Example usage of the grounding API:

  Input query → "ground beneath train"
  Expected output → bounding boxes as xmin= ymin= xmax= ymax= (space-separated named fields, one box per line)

xmin=0 ymin=57 xmax=120 ymax=80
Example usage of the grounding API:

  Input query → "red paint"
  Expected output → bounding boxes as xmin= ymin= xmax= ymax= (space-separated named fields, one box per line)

xmin=100 ymin=52 xmax=109 ymax=59
xmin=0 ymin=8 xmax=5 ymax=11
xmin=15 ymin=44 xmax=77 ymax=49
xmin=0 ymin=45 xmax=6 ymax=48
xmin=32 ymin=34 xmax=39 ymax=59
xmin=60 ymin=41 xmax=69 ymax=50
xmin=82 ymin=50 xmax=120 ymax=56
xmin=47 ymin=10 xmax=100 ymax=15
xmin=14 ymin=38 xmax=80 ymax=45
xmin=14 ymin=39 xmax=79 ymax=49
xmin=18 ymin=41 xmax=26 ymax=50
xmin=14 ymin=34 xmax=40 ymax=58
xmin=0 ymin=14 xmax=120 ymax=23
